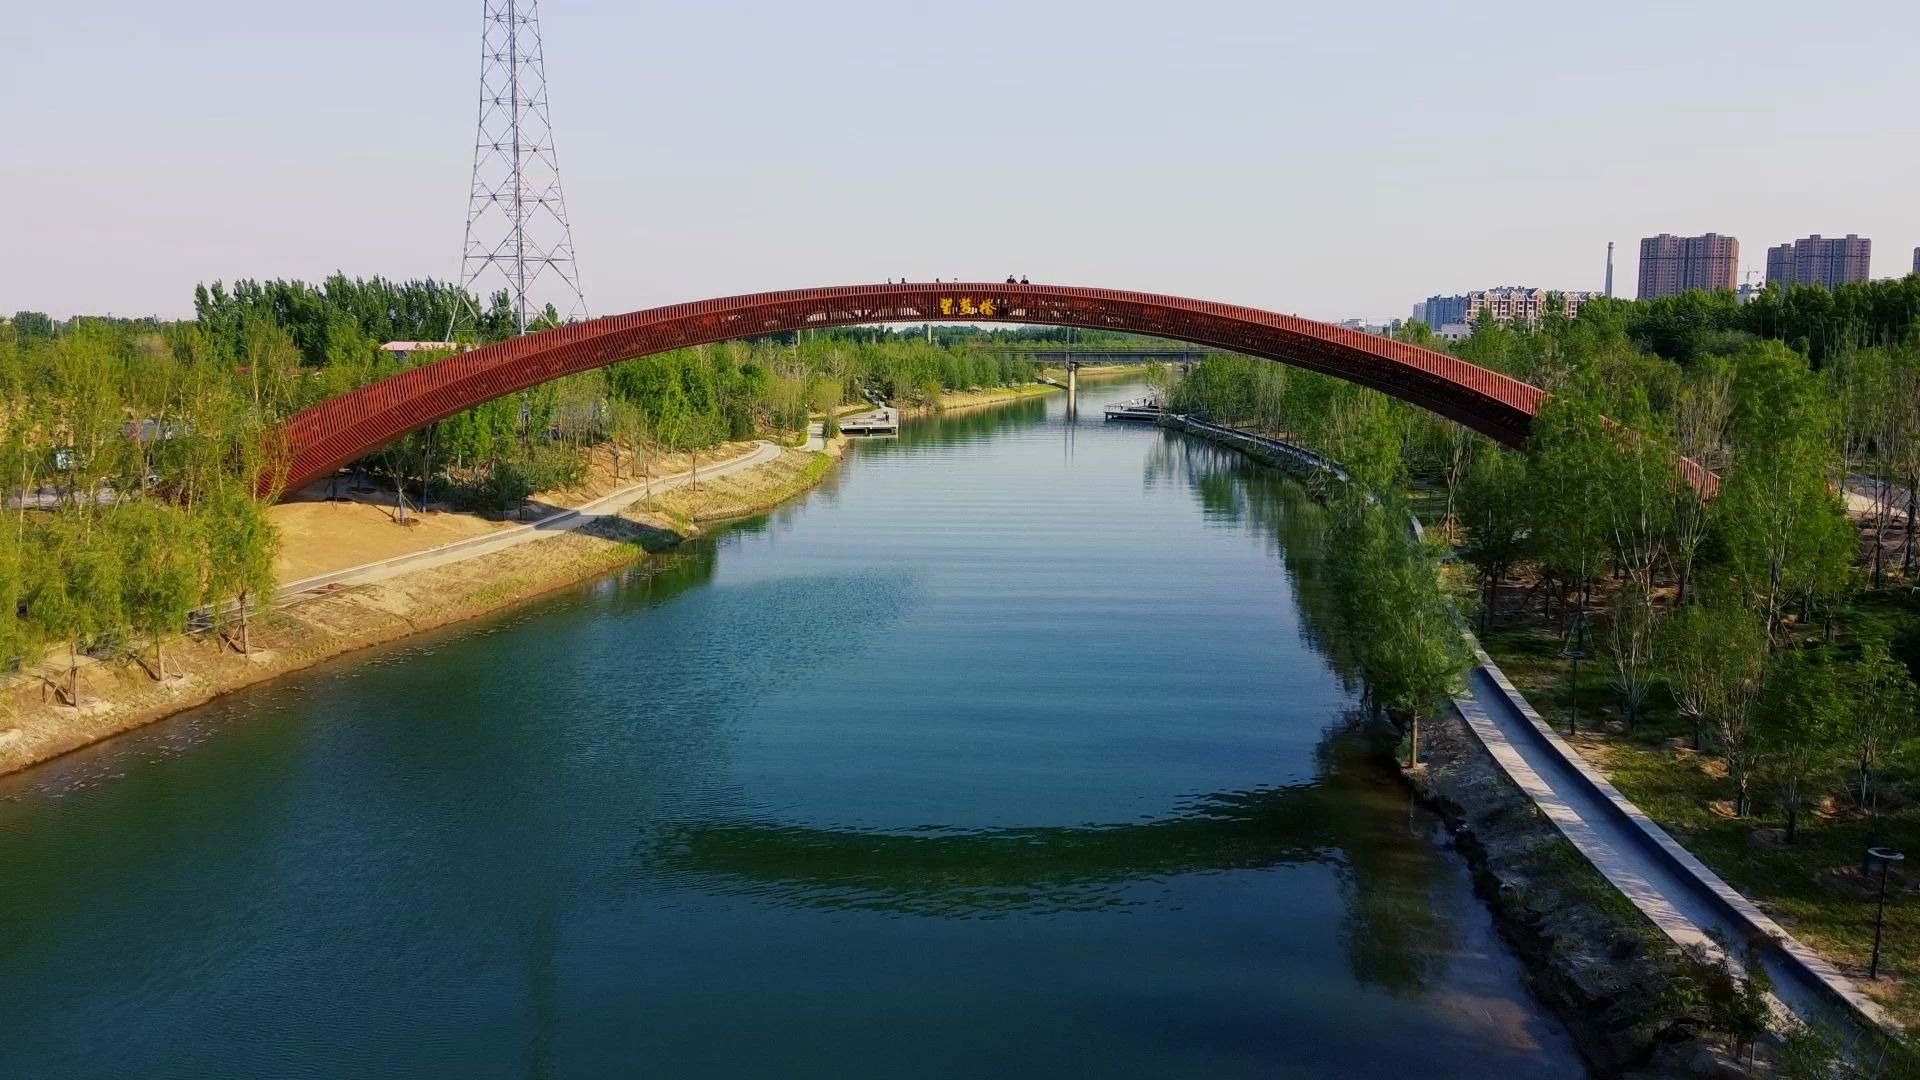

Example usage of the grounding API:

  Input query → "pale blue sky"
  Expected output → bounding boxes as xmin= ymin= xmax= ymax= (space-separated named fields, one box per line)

xmin=6 ymin=0 xmax=1916 ymax=322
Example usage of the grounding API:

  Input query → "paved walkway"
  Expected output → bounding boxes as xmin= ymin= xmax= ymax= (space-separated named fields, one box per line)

xmin=275 ymin=440 xmax=781 ymax=600
xmin=1454 ymin=654 xmax=1885 ymax=1036
xmin=1178 ymin=415 xmax=1890 ymax=1037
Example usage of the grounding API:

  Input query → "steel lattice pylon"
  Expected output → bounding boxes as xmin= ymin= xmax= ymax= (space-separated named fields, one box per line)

xmin=458 ymin=0 xmax=587 ymax=335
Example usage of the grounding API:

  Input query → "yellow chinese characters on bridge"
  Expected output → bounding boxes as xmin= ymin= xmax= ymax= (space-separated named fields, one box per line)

xmin=939 ymin=297 xmax=997 ymax=317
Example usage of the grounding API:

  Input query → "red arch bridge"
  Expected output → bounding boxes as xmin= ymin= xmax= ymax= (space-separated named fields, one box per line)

xmin=276 ymin=282 xmax=1562 ymax=496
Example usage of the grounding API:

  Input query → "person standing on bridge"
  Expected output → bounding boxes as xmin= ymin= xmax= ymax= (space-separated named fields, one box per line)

xmin=1020 ymin=275 xmax=1029 ymax=285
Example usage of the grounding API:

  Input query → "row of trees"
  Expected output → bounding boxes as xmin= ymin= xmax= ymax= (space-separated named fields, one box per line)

xmin=1581 ymin=276 xmax=1920 ymax=367
xmin=1169 ymin=356 xmax=1472 ymax=766
xmin=190 ymin=276 xmax=536 ymax=366
xmin=0 ymin=274 xmax=1065 ymax=690
xmin=13 ymin=491 xmax=277 ymax=703
xmin=363 ymin=331 xmax=1041 ymax=514
xmin=1166 ymin=284 xmax=1920 ymax=843
xmin=0 ymin=317 xmax=283 ymax=702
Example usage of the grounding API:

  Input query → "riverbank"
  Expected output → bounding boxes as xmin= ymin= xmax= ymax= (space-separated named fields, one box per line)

xmin=0 ymin=438 xmax=845 ymax=780
xmin=1165 ymin=415 xmax=1780 ymax=1078
xmin=1038 ymin=363 xmax=1135 ymax=379
xmin=1397 ymin=462 xmax=1920 ymax=1028
xmin=269 ymin=440 xmax=762 ymax=582
xmin=908 ymin=383 xmax=1058 ymax=414
xmin=1410 ymin=703 xmax=1736 ymax=1077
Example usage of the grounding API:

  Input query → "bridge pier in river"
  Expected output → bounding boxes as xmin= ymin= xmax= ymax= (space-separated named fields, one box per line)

xmin=1066 ymin=360 xmax=1078 ymax=416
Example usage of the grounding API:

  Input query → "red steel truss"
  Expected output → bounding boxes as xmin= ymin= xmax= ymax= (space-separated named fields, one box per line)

xmin=276 ymin=283 xmax=1552 ymax=495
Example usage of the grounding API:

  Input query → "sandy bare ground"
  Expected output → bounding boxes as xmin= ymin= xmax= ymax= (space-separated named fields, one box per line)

xmin=270 ymin=441 xmax=760 ymax=582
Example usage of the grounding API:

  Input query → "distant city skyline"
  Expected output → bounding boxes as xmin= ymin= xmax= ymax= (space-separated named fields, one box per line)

xmin=4 ymin=1 xmax=1918 ymax=323
xmin=1765 ymin=234 xmax=1873 ymax=289
xmin=1412 ymin=287 xmax=1599 ymax=336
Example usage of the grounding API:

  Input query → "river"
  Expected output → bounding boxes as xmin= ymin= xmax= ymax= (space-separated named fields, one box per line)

xmin=0 ymin=378 xmax=1583 ymax=1078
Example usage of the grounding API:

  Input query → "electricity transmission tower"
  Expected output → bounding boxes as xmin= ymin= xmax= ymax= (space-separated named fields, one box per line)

xmin=457 ymin=0 xmax=587 ymax=337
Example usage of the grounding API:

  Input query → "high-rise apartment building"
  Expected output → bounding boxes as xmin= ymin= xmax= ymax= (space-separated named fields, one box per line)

xmin=1912 ymin=246 xmax=1918 ymax=276
xmin=1637 ymin=233 xmax=1739 ymax=299
xmin=1765 ymin=234 xmax=1872 ymax=288
xmin=1422 ymin=294 xmax=1470 ymax=328
xmin=1464 ymin=288 xmax=1601 ymax=328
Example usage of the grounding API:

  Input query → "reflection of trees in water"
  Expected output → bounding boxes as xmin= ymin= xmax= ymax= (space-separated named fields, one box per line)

xmin=606 ymin=537 xmax=720 ymax=602
xmin=600 ymin=418 xmax=1466 ymax=1002
xmin=641 ymin=724 xmax=1460 ymax=1000
xmin=855 ymin=395 xmax=1052 ymax=454
xmin=1143 ymin=431 xmax=1363 ymax=690
xmin=1138 ymin=429 xmax=1463 ymax=994
xmin=1315 ymin=716 xmax=1455 ymax=998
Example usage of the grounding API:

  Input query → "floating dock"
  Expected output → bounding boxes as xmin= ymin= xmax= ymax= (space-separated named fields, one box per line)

xmin=839 ymin=407 xmax=900 ymax=436
xmin=1103 ymin=398 xmax=1163 ymax=423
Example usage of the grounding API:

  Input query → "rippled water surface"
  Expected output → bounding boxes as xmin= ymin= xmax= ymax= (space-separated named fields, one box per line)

xmin=0 ymin=380 xmax=1582 ymax=1078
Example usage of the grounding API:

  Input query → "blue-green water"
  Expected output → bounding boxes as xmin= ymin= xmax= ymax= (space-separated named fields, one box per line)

xmin=0 ymin=381 xmax=1582 ymax=1078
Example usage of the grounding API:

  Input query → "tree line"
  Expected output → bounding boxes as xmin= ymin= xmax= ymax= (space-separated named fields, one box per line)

xmin=0 ymin=317 xmax=284 ymax=703
xmin=0 ymin=273 xmax=1064 ymax=692
xmin=1166 ymin=275 xmax=1920 ymax=847
xmin=1588 ymin=275 xmax=1920 ymax=368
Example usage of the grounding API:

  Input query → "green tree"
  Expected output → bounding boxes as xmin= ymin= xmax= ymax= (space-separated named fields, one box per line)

xmin=684 ymin=409 xmax=728 ymax=492
xmin=25 ymin=520 xmax=125 ymax=707
xmin=1663 ymin=604 xmax=1769 ymax=815
xmin=1849 ymin=636 xmax=1917 ymax=817
xmin=1327 ymin=496 xmax=1471 ymax=768
xmin=1320 ymin=389 xmax=1404 ymax=494
xmin=0 ymin=517 xmax=24 ymax=686
xmin=1668 ymin=362 xmax=1733 ymax=605
xmin=604 ymin=397 xmax=648 ymax=482
xmin=1757 ymin=650 xmax=1846 ymax=842
xmin=1660 ymin=605 xmax=1717 ymax=751
xmin=1712 ymin=342 xmax=1843 ymax=645
xmin=117 ymin=504 xmax=205 ymax=679
xmin=1602 ymin=588 xmax=1657 ymax=729
xmin=1457 ymin=448 xmax=1530 ymax=632
xmin=203 ymin=488 xmax=280 ymax=655
xmin=1525 ymin=394 xmax=1610 ymax=635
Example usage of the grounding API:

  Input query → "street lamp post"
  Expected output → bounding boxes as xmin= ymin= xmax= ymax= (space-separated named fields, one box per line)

xmin=1563 ymin=648 xmax=1587 ymax=737
xmin=1869 ymin=846 xmax=1905 ymax=980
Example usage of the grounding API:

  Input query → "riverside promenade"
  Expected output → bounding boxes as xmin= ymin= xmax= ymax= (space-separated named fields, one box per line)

xmin=1173 ymin=415 xmax=1890 ymax=1040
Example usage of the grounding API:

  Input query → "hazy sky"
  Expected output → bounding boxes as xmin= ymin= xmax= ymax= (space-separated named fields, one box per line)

xmin=6 ymin=0 xmax=1917 ymax=323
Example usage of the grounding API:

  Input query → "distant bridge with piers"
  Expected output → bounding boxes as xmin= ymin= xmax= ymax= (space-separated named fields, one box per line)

xmin=963 ymin=345 xmax=1216 ymax=366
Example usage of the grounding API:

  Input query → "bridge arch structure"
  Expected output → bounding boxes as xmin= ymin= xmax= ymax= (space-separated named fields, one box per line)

xmin=277 ymin=283 xmax=1547 ymax=495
